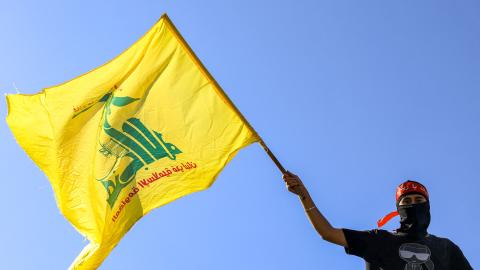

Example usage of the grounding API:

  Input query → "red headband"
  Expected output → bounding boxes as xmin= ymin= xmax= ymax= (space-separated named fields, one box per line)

xmin=377 ymin=180 xmax=429 ymax=228
xmin=396 ymin=181 xmax=429 ymax=202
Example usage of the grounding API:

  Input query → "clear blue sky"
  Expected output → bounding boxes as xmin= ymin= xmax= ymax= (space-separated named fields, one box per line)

xmin=1 ymin=1 xmax=479 ymax=269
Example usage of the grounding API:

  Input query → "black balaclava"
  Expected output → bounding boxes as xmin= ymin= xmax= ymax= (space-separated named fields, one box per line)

xmin=377 ymin=180 xmax=431 ymax=234
xmin=396 ymin=197 xmax=431 ymax=238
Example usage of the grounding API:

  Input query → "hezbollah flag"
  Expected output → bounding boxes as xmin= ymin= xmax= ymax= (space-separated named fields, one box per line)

xmin=6 ymin=14 xmax=259 ymax=269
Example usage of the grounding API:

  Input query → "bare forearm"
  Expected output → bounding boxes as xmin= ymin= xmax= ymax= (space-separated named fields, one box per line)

xmin=299 ymin=192 xmax=347 ymax=247
xmin=283 ymin=171 xmax=347 ymax=247
xmin=299 ymin=193 xmax=332 ymax=232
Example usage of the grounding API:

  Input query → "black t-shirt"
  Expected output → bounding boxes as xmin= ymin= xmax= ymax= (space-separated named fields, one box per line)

xmin=342 ymin=228 xmax=473 ymax=270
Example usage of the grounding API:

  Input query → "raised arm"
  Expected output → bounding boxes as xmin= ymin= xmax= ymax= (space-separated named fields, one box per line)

xmin=283 ymin=171 xmax=347 ymax=247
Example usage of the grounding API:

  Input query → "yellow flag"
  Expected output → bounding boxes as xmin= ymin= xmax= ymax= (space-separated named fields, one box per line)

xmin=6 ymin=14 xmax=259 ymax=269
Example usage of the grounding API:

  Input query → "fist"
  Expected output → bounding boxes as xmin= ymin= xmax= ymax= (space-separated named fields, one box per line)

xmin=282 ymin=171 xmax=308 ymax=197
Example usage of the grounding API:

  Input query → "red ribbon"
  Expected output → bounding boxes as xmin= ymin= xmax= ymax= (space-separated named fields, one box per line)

xmin=377 ymin=211 xmax=399 ymax=228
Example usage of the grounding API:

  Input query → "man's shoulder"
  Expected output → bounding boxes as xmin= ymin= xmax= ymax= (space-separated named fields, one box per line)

xmin=370 ymin=228 xmax=401 ymax=237
xmin=426 ymin=233 xmax=448 ymax=240
xmin=343 ymin=228 xmax=393 ymax=236
xmin=345 ymin=228 xmax=401 ymax=241
xmin=358 ymin=230 xmax=455 ymax=240
xmin=425 ymin=233 xmax=458 ymax=248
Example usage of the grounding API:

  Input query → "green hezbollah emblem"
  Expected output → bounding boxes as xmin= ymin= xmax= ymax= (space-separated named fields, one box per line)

xmin=76 ymin=91 xmax=182 ymax=207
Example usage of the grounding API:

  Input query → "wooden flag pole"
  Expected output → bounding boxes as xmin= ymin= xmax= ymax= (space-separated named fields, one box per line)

xmin=259 ymin=140 xmax=287 ymax=174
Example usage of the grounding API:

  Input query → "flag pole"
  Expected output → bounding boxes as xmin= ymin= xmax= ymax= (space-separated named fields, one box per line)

xmin=163 ymin=14 xmax=288 ymax=175
xmin=258 ymin=140 xmax=287 ymax=174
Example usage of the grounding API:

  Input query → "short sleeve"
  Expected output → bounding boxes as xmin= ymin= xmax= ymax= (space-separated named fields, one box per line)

xmin=342 ymin=228 xmax=388 ymax=264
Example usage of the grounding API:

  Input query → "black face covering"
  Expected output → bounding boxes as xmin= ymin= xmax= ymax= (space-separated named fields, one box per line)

xmin=396 ymin=201 xmax=431 ymax=238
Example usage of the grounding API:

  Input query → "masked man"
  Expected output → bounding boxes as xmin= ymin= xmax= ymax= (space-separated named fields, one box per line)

xmin=282 ymin=172 xmax=473 ymax=269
